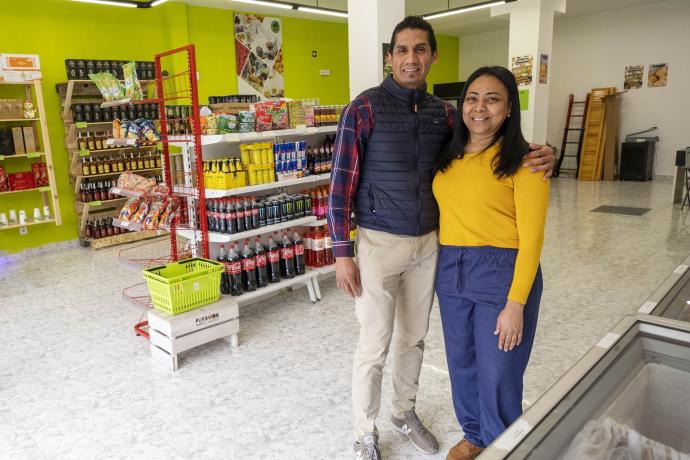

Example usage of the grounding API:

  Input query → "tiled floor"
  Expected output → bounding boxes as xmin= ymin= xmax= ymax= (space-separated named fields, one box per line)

xmin=2 ymin=177 xmax=690 ymax=459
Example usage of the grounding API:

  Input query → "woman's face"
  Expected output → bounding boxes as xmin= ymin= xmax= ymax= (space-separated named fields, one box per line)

xmin=462 ymin=75 xmax=512 ymax=141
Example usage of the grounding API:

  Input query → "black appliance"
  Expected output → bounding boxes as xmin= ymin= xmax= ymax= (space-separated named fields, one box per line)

xmin=619 ymin=127 xmax=658 ymax=181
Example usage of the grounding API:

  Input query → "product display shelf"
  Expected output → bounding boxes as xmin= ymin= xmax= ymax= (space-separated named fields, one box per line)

xmin=168 ymin=125 xmax=337 ymax=147
xmin=310 ymin=264 xmax=336 ymax=301
xmin=72 ymin=168 xmax=160 ymax=195
xmin=0 ymin=152 xmax=45 ymax=161
xmin=177 ymin=215 xmax=317 ymax=244
xmin=1 ymin=218 xmax=56 ymax=231
xmin=306 ymin=218 xmax=327 ymax=227
xmin=0 ymin=80 xmax=62 ymax=228
xmin=75 ymin=197 xmax=128 ymax=214
xmin=196 ymin=173 xmax=331 ymax=199
xmin=222 ymin=270 xmax=319 ymax=306
xmin=56 ymin=79 xmax=154 ymax=121
xmin=0 ymin=186 xmax=51 ymax=196
xmin=88 ymin=229 xmax=167 ymax=250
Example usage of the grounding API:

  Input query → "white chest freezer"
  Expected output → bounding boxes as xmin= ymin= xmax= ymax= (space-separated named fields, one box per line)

xmin=480 ymin=315 xmax=690 ymax=459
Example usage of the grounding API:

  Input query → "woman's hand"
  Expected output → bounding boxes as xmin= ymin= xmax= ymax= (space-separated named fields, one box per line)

xmin=495 ymin=300 xmax=525 ymax=352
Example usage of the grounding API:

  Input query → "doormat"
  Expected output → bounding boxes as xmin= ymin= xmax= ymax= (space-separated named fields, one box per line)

xmin=590 ymin=205 xmax=650 ymax=216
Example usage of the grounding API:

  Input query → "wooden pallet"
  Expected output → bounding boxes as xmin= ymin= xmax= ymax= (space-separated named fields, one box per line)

xmin=578 ymin=87 xmax=617 ymax=181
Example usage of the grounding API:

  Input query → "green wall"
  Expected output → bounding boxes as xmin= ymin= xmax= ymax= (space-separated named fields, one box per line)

xmin=0 ymin=0 xmax=458 ymax=254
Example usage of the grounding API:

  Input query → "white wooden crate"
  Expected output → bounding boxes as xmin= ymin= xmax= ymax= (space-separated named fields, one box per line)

xmin=148 ymin=300 xmax=239 ymax=371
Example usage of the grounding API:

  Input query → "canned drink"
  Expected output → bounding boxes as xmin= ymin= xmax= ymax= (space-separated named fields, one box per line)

xmin=293 ymin=195 xmax=303 ymax=218
xmin=248 ymin=165 xmax=258 ymax=186
xmin=304 ymin=193 xmax=312 ymax=215
xmin=266 ymin=200 xmax=276 ymax=225
xmin=240 ymin=147 xmax=250 ymax=166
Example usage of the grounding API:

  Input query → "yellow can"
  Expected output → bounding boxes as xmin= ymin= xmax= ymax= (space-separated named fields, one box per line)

xmin=240 ymin=146 xmax=250 ymax=166
xmin=247 ymin=164 xmax=257 ymax=186
xmin=262 ymin=165 xmax=272 ymax=184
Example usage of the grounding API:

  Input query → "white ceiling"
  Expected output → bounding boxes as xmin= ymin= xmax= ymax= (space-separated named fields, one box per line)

xmin=182 ymin=0 xmax=668 ymax=36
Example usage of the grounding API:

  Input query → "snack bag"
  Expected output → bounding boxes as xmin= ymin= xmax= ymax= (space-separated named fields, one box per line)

xmin=130 ymin=199 xmax=151 ymax=223
xmin=118 ymin=197 xmax=143 ymax=221
xmin=112 ymin=119 xmax=122 ymax=139
xmin=122 ymin=61 xmax=143 ymax=101
xmin=143 ymin=200 xmax=166 ymax=230
xmin=88 ymin=72 xmax=125 ymax=102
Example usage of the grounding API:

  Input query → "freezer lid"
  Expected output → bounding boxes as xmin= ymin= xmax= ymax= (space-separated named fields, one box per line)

xmin=480 ymin=315 xmax=690 ymax=460
xmin=637 ymin=254 xmax=690 ymax=321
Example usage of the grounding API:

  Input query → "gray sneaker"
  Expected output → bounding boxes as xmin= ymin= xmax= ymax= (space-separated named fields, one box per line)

xmin=391 ymin=410 xmax=439 ymax=454
xmin=353 ymin=433 xmax=382 ymax=460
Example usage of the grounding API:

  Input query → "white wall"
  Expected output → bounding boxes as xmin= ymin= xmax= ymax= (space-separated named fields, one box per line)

xmin=458 ymin=28 xmax=509 ymax=80
xmin=458 ymin=0 xmax=690 ymax=176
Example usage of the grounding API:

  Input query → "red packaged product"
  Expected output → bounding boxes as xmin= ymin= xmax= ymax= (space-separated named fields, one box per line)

xmin=0 ymin=166 xmax=8 ymax=192
xmin=9 ymin=172 xmax=36 ymax=191
xmin=31 ymin=162 xmax=49 ymax=187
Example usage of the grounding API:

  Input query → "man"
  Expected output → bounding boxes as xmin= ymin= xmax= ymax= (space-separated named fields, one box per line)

xmin=327 ymin=16 xmax=554 ymax=460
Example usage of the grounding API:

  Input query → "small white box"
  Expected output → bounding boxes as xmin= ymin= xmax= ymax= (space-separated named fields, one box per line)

xmin=0 ymin=54 xmax=41 ymax=71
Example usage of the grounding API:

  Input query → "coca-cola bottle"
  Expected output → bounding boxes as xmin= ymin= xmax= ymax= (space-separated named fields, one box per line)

xmin=218 ymin=199 xmax=228 ymax=234
xmin=218 ymin=244 xmax=230 ymax=295
xmin=241 ymin=239 xmax=257 ymax=292
xmin=235 ymin=198 xmax=246 ymax=233
xmin=312 ymin=226 xmax=325 ymax=267
xmin=226 ymin=199 xmax=237 ymax=234
xmin=292 ymin=230 xmax=305 ymax=275
xmin=207 ymin=199 xmax=215 ymax=232
xmin=243 ymin=197 xmax=253 ymax=231
xmin=267 ymin=234 xmax=281 ymax=283
xmin=251 ymin=197 xmax=261 ymax=229
xmin=324 ymin=226 xmax=334 ymax=265
xmin=227 ymin=244 xmax=243 ymax=296
xmin=254 ymin=237 xmax=269 ymax=288
xmin=280 ymin=232 xmax=296 ymax=279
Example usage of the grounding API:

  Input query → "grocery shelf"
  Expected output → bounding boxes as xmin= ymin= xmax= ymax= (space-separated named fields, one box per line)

xmin=177 ymin=215 xmax=317 ymax=244
xmin=305 ymin=219 xmax=327 ymax=227
xmin=0 ymin=186 xmax=51 ymax=195
xmin=168 ymin=125 xmax=337 ymax=147
xmin=220 ymin=270 xmax=318 ymax=305
xmin=0 ymin=152 xmax=45 ymax=160
xmin=75 ymin=197 xmax=128 ymax=213
xmin=88 ymin=229 xmax=166 ymax=250
xmin=0 ymin=81 xmax=38 ymax=86
xmin=0 ymin=218 xmax=56 ymax=231
xmin=72 ymin=145 xmax=157 ymax=155
xmin=196 ymin=173 xmax=331 ymax=199
xmin=0 ymin=118 xmax=40 ymax=122
xmin=315 ymin=264 xmax=336 ymax=275
xmin=112 ymin=217 xmax=143 ymax=232
xmin=73 ymin=167 xmax=160 ymax=180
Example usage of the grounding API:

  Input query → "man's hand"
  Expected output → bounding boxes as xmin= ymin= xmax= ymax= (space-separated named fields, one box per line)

xmin=523 ymin=143 xmax=556 ymax=180
xmin=335 ymin=257 xmax=362 ymax=298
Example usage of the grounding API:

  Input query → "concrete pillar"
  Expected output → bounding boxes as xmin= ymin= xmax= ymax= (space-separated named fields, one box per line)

xmin=492 ymin=0 xmax=566 ymax=144
xmin=347 ymin=0 xmax=405 ymax=100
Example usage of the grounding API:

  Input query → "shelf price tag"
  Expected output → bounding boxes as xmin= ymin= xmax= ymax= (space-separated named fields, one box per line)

xmin=38 ymin=186 xmax=51 ymax=193
xmin=26 ymin=152 xmax=41 ymax=158
xmin=76 ymin=122 xmax=88 ymax=128
xmin=89 ymin=201 xmax=102 ymax=206
xmin=120 ymin=221 xmax=130 ymax=228
xmin=0 ymin=155 xmax=4 ymax=161
xmin=79 ymin=149 xmax=90 ymax=157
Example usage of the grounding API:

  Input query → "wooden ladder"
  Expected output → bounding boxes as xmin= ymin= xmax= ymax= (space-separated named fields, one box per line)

xmin=555 ymin=93 xmax=590 ymax=177
xmin=578 ymin=87 xmax=617 ymax=181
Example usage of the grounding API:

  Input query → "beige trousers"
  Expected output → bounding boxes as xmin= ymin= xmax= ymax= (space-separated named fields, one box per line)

xmin=352 ymin=227 xmax=439 ymax=436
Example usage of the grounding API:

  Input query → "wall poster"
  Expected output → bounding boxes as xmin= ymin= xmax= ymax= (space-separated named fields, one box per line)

xmin=624 ymin=65 xmax=644 ymax=90
xmin=648 ymin=63 xmax=668 ymax=87
xmin=539 ymin=54 xmax=549 ymax=84
xmin=234 ymin=13 xmax=284 ymax=99
xmin=511 ymin=55 xmax=533 ymax=86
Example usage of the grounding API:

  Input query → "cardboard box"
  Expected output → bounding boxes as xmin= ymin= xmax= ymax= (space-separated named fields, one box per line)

xmin=0 ymin=54 xmax=41 ymax=71
xmin=11 ymin=127 xmax=25 ymax=154
xmin=0 ymin=99 xmax=24 ymax=119
xmin=22 ymin=126 xmax=36 ymax=152
xmin=9 ymin=171 xmax=35 ymax=191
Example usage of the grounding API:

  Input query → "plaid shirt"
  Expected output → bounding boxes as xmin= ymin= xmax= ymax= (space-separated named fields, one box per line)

xmin=328 ymin=93 xmax=457 ymax=257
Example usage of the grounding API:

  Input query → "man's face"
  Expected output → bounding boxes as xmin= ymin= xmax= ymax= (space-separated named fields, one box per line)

xmin=387 ymin=28 xmax=437 ymax=90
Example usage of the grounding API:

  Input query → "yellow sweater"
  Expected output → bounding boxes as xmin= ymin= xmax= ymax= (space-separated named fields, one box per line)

xmin=432 ymin=144 xmax=549 ymax=304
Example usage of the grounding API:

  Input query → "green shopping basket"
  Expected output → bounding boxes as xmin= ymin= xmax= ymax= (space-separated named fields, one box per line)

xmin=143 ymin=257 xmax=223 ymax=315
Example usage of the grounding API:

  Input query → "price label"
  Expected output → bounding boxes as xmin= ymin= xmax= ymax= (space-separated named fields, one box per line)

xmin=227 ymin=133 xmax=241 ymax=142
xmin=89 ymin=200 xmax=102 ymax=206
xmin=79 ymin=149 xmax=90 ymax=157
xmin=26 ymin=152 xmax=41 ymax=158
xmin=38 ymin=186 xmax=51 ymax=192
xmin=0 ymin=155 xmax=4 ymax=161
xmin=120 ymin=221 xmax=130 ymax=227
xmin=76 ymin=122 xmax=87 ymax=128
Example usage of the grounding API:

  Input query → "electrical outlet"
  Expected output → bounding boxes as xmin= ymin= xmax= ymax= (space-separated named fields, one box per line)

xmin=19 ymin=226 xmax=28 ymax=235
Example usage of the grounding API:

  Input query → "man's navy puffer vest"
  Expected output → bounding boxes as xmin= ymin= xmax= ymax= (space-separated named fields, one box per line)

xmin=355 ymin=75 xmax=453 ymax=237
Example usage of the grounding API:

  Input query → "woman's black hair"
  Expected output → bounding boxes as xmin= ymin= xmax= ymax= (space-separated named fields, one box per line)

xmin=435 ymin=66 xmax=529 ymax=178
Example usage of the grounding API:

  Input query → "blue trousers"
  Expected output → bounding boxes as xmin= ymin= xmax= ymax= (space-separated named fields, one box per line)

xmin=435 ymin=245 xmax=542 ymax=448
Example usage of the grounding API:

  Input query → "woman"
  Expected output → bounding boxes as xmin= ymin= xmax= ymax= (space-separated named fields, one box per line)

xmin=432 ymin=66 xmax=549 ymax=460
